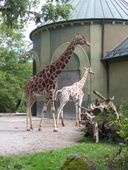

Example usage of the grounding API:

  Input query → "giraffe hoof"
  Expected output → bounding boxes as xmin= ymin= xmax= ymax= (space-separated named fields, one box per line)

xmin=53 ymin=129 xmax=58 ymax=132
xmin=27 ymin=128 xmax=30 ymax=131
xmin=38 ymin=128 xmax=41 ymax=131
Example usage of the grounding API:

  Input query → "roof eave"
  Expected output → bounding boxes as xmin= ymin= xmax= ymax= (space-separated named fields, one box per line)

xmin=30 ymin=18 xmax=128 ymax=40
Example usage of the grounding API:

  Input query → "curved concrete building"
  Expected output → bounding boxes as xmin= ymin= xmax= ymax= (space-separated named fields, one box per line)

xmin=30 ymin=0 xmax=128 ymax=116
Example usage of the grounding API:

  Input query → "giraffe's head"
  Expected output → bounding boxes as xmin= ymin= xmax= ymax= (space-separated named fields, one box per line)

xmin=84 ymin=67 xmax=94 ymax=75
xmin=75 ymin=33 xmax=91 ymax=46
xmin=88 ymin=67 xmax=94 ymax=75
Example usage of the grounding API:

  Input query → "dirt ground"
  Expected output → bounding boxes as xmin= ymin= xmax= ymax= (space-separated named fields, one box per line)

xmin=0 ymin=115 xmax=83 ymax=156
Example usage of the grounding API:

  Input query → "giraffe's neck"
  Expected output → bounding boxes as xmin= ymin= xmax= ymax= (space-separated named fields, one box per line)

xmin=77 ymin=69 xmax=89 ymax=89
xmin=53 ymin=39 xmax=77 ymax=74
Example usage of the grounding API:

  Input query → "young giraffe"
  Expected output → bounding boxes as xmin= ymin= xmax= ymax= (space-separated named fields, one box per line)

xmin=25 ymin=33 xmax=91 ymax=131
xmin=56 ymin=67 xmax=94 ymax=127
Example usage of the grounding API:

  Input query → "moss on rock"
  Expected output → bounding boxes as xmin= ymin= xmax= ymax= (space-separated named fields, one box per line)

xmin=61 ymin=153 xmax=96 ymax=170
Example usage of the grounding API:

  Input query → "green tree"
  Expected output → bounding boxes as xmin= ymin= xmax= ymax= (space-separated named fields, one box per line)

xmin=0 ymin=0 xmax=73 ymax=28
xmin=40 ymin=0 xmax=73 ymax=23
xmin=0 ymin=24 xmax=32 ymax=112
xmin=0 ymin=48 xmax=32 ymax=112
xmin=0 ymin=0 xmax=39 ymax=28
xmin=107 ymin=104 xmax=128 ymax=170
xmin=118 ymin=105 xmax=128 ymax=146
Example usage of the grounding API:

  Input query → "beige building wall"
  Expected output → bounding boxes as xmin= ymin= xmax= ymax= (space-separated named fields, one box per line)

xmin=103 ymin=23 xmax=128 ymax=103
xmin=50 ymin=25 xmax=90 ymax=59
xmin=109 ymin=60 xmax=128 ymax=104
xmin=90 ymin=24 xmax=107 ymax=101
xmin=104 ymin=23 xmax=128 ymax=54
xmin=40 ymin=31 xmax=51 ymax=67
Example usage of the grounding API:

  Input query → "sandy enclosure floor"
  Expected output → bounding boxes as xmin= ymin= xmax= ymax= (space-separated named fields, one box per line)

xmin=0 ymin=116 xmax=83 ymax=156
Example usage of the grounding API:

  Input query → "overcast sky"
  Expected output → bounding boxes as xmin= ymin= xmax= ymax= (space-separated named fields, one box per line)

xmin=24 ymin=0 xmax=46 ymax=42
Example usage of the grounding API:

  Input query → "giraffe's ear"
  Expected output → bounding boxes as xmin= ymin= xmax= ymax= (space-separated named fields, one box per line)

xmin=76 ymin=33 xmax=80 ymax=37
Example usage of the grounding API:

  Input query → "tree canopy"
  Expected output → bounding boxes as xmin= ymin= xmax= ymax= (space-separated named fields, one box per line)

xmin=0 ymin=0 xmax=73 ymax=28
xmin=0 ymin=48 xmax=32 ymax=112
xmin=0 ymin=23 xmax=32 ymax=112
xmin=40 ymin=0 xmax=73 ymax=23
xmin=0 ymin=0 xmax=39 ymax=28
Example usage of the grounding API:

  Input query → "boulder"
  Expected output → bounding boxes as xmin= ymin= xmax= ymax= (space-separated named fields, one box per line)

xmin=61 ymin=153 xmax=96 ymax=170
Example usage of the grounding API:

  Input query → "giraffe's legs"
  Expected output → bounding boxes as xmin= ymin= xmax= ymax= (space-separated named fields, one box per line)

xmin=57 ymin=93 xmax=69 ymax=127
xmin=57 ymin=102 xmax=67 ymax=126
xmin=77 ymin=93 xmax=84 ymax=126
xmin=29 ymin=106 xmax=33 ymax=129
xmin=26 ymin=106 xmax=29 ymax=130
xmin=50 ymin=100 xmax=58 ymax=132
xmin=26 ymin=95 xmax=36 ymax=131
xmin=38 ymin=101 xmax=49 ymax=131
xmin=38 ymin=90 xmax=58 ymax=132
xmin=75 ymin=104 xmax=79 ymax=126
xmin=26 ymin=105 xmax=33 ymax=131
xmin=75 ymin=93 xmax=84 ymax=127
xmin=60 ymin=110 xmax=65 ymax=126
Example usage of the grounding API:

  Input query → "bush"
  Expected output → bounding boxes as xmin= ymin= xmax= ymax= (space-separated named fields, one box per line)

xmin=118 ymin=104 xmax=128 ymax=147
xmin=0 ymin=47 xmax=32 ymax=112
xmin=107 ymin=104 xmax=128 ymax=170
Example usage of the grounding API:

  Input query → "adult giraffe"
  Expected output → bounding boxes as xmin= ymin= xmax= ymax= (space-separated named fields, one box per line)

xmin=24 ymin=33 xmax=91 ymax=131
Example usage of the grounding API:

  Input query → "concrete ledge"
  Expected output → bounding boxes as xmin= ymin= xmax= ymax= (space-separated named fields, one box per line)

xmin=0 ymin=112 xmax=26 ymax=117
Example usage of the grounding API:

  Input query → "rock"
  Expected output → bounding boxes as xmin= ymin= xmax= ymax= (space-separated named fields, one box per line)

xmin=61 ymin=153 xmax=96 ymax=170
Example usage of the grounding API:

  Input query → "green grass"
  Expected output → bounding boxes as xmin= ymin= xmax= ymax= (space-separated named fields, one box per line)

xmin=0 ymin=142 xmax=118 ymax=170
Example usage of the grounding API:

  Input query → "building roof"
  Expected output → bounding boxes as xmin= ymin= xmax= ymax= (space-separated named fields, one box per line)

xmin=69 ymin=0 xmax=128 ymax=20
xmin=104 ymin=37 xmax=128 ymax=60
xmin=42 ymin=0 xmax=128 ymax=26
xmin=30 ymin=0 xmax=128 ymax=39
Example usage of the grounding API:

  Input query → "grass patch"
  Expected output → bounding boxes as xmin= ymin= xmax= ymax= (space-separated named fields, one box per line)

xmin=0 ymin=143 xmax=118 ymax=170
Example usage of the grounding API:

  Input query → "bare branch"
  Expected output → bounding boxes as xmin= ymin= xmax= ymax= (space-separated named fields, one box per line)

xmin=93 ymin=90 xmax=107 ymax=101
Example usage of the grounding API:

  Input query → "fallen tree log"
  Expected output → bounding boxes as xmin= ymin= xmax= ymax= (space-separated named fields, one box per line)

xmin=78 ymin=90 xmax=122 ymax=143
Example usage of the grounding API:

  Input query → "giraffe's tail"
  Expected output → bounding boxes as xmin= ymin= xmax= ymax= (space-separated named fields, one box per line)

xmin=54 ymin=89 xmax=62 ymax=100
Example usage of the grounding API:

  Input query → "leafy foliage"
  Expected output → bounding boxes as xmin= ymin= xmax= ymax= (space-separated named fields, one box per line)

xmin=0 ymin=0 xmax=73 ymax=28
xmin=107 ymin=149 xmax=128 ymax=170
xmin=0 ymin=0 xmax=39 ymax=28
xmin=118 ymin=104 xmax=128 ymax=146
xmin=41 ymin=1 xmax=73 ymax=22
xmin=107 ymin=104 xmax=128 ymax=170
xmin=0 ymin=24 xmax=32 ymax=112
xmin=0 ymin=23 xmax=25 ymax=49
xmin=0 ymin=47 xmax=32 ymax=112
xmin=0 ymin=22 xmax=32 ymax=61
